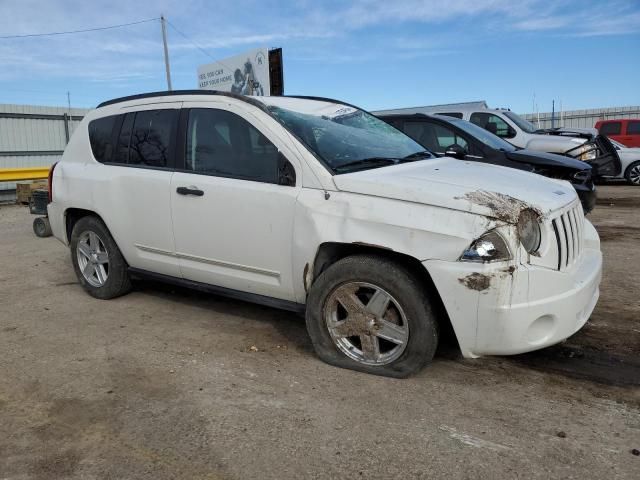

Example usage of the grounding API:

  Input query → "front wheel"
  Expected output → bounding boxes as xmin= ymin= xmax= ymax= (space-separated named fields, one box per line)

xmin=70 ymin=216 xmax=132 ymax=299
xmin=624 ymin=161 xmax=640 ymax=186
xmin=305 ymin=255 xmax=439 ymax=378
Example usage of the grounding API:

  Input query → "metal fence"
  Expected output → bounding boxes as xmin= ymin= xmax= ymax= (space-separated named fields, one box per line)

xmin=0 ymin=104 xmax=90 ymax=202
xmin=522 ymin=106 xmax=640 ymax=130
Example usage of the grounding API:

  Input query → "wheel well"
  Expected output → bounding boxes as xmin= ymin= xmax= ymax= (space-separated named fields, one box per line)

xmin=311 ymin=242 xmax=459 ymax=350
xmin=65 ymin=208 xmax=103 ymax=242
xmin=625 ymin=160 xmax=640 ymax=176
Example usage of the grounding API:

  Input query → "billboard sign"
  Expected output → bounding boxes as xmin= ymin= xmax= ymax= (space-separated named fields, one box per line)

xmin=198 ymin=47 xmax=273 ymax=96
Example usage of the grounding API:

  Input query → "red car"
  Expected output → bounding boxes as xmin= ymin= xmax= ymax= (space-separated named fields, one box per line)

xmin=595 ymin=119 xmax=640 ymax=147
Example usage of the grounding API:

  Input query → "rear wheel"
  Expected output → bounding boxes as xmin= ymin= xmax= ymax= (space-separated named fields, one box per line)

xmin=305 ymin=255 xmax=439 ymax=378
xmin=70 ymin=216 xmax=131 ymax=299
xmin=624 ymin=161 xmax=640 ymax=186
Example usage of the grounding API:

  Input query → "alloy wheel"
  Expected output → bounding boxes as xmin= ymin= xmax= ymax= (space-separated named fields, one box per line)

xmin=324 ymin=282 xmax=409 ymax=366
xmin=629 ymin=165 xmax=640 ymax=185
xmin=76 ymin=231 xmax=110 ymax=287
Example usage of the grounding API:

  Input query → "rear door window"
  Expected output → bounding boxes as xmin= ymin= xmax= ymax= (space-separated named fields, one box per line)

xmin=128 ymin=110 xmax=178 ymax=168
xmin=88 ymin=115 xmax=117 ymax=163
xmin=627 ymin=121 xmax=640 ymax=135
xmin=599 ymin=121 xmax=621 ymax=136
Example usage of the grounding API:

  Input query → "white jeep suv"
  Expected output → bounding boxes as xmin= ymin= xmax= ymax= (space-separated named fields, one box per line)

xmin=47 ymin=91 xmax=603 ymax=377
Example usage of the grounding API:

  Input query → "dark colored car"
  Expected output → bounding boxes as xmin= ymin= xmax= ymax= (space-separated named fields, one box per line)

xmin=378 ymin=113 xmax=596 ymax=213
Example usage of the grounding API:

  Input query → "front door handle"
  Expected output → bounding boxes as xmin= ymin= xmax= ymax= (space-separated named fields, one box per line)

xmin=176 ymin=186 xmax=204 ymax=196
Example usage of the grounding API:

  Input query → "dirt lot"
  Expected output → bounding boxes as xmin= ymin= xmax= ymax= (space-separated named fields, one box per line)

xmin=1 ymin=185 xmax=639 ymax=479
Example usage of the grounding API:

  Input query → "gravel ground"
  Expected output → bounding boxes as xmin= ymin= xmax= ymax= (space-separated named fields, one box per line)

xmin=1 ymin=185 xmax=639 ymax=479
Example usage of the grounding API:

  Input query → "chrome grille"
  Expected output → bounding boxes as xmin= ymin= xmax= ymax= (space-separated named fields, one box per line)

xmin=551 ymin=203 xmax=584 ymax=270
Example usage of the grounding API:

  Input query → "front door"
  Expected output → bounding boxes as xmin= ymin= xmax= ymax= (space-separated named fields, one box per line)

xmin=170 ymin=105 xmax=300 ymax=301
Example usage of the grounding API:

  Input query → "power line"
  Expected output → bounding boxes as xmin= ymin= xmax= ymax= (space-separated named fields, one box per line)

xmin=165 ymin=19 xmax=215 ymax=60
xmin=0 ymin=17 xmax=159 ymax=39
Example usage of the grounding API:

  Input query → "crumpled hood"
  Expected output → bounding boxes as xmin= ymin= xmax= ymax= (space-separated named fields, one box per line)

xmin=332 ymin=158 xmax=577 ymax=222
xmin=524 ymin=134 xmax=589 ymax=154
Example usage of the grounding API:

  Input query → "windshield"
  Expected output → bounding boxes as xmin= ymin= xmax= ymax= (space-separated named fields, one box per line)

xmin=263 ymin=99 xmax=428 ymax=173
xmin=503 ymin=111 xmax=538 ymax=134
xmin=446 ymin=117 xmax=517 ymax=152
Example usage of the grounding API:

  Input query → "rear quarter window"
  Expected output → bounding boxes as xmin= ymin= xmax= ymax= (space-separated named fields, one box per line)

xmin=88 ymin=116 xmax=117 ymax=163
xmin=599 ymin=122 xmax=621 ymax=136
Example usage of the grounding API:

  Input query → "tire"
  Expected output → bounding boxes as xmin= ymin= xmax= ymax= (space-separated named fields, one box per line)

xmin=624 ymin=161 xmax=640 ymax=186
xmin=305 ymin=255 xmax=439 ymax=378
xmin=33 ymin=217 xmax=52 ymax=238
xmin=70 ymin=216 xmax=132 ymax=299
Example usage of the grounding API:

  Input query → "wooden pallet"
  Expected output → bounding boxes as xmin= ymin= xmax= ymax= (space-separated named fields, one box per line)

xmin=16 ymin=181 xmax=48 ymax=205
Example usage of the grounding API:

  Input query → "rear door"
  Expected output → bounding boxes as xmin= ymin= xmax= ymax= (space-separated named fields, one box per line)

xmin=170 ymin=103 xmax=301 ymax=301
xmin=94 ymin=103 xmax=181 ymax=277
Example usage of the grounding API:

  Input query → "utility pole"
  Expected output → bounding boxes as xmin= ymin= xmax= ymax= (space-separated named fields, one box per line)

xmin=160 ymin=15 xmax=172 ymax=91
xmin=67 ymin=91 xmax=71 ymax=112
xmin=551 ymin=100 xmax=555 ymax=129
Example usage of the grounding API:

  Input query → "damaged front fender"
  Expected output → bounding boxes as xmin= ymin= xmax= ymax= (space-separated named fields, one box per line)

xmin=291 ymin=189 xmax=496 ymax=303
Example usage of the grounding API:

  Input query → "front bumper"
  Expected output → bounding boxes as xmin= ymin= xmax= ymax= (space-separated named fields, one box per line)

xmin=424 ymin=230 xmax=602 ymax=358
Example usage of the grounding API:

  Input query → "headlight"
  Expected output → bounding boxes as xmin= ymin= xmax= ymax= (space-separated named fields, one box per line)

xmin=517 ymin=209 xmax=541 ymax=254
xmin=579 ymin=145 xmax=597 ymax=161
xmin=460 ymin=231 xmax=511 ymax=263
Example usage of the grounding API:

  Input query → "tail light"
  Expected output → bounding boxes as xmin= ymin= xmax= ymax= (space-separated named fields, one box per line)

xmin=48 ymin=162 xmax=58 ymax=203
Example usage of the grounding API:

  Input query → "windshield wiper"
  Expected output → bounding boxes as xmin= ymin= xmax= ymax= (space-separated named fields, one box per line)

xmin=334 ymin=157 xmax=399 ymax=173
xmin=401 ymin=150 xmax=433 ymax=161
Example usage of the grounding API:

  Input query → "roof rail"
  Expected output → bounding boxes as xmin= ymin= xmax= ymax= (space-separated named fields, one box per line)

xmin=96 ymin=89 xmax=267 ymax=108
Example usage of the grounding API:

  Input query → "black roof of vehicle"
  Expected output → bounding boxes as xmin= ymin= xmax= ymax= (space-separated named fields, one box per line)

xmin=96 ymin=90 xmax=362 ymax=111
xmin=97 ymin=89 xmax=268 ymax=109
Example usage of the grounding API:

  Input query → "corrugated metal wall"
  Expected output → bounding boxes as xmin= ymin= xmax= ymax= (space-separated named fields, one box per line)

xmin=522 ymin=106 xmax=640 ymax=130
xmin=0 ymin=104 xmax=90 ymax=202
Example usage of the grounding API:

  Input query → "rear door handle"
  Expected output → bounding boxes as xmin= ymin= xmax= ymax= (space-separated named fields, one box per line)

xmin=176 ymin=186 xmax=204 ymax=196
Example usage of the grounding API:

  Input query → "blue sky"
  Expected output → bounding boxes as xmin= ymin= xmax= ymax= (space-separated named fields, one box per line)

xmin=0 ymin=0 xmax=639 ymax=113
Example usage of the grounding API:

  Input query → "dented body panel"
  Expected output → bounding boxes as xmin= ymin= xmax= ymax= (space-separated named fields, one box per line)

xmin=426 ymin=219 xmax=601 ymax=357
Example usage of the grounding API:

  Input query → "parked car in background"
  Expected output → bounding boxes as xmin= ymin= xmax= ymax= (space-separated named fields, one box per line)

xmin=378 ymin=113 xmax=596 ymax=213
xmin=47 ymin=91 xmax=602 ymax=378
xmin=603 ymin=139 xmax=640 ymax=185
xmin=373 ymin=102 xmax=621 ymax=180
xmin=595 ymin=119 xmax=640 ymax=147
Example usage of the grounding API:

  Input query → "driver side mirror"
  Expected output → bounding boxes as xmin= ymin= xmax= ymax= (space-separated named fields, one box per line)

xmin=444 ymin=144 xmax=466 ymax=160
